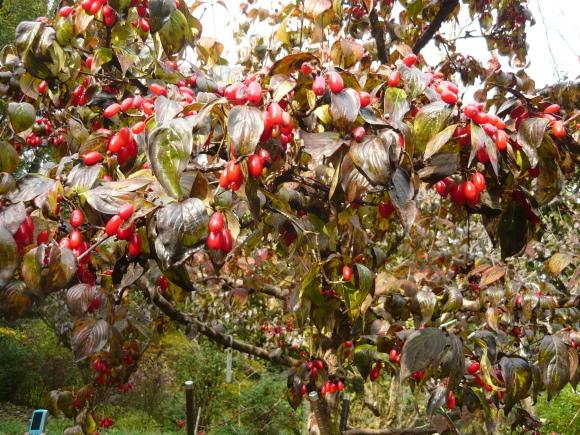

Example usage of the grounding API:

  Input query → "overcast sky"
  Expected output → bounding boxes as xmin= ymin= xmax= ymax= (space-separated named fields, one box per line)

xmin=192 ymin=0 xmax=579 ymax=89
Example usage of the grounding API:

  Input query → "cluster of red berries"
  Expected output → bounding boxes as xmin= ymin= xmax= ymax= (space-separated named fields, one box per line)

xmin=71 ymin=78 xmax=90 ymax=106
xmin=13 ymin=214 xmax=34 ymax=250
xmin=206 ymin=212 xmax=233 ymax=252
xmin=225 ymin=79 xmax=263 ymax=106
xmin=434 ymin=172 xmax=486 ymax=207
xmin=279 ymin=221 xmax=298 ymax=246
xmin=25 ymin=118 xmax=54 ymax=147
xmin=87 ymin=296 xmax=101 ymax=314
xmin=259 ymin=101 xmax=294 ymax=148
xmin=369 ymin=361 xmax=382 ymax=381
xmin=304 ymin=358 xmax=326 ymax=379
xmin=98 ymin=416 xmax=114 ymax=428
xmin=261 ymin=317 xmax=294 ymax=339
xmin=157 ymin=276 xmax=170 ymax=292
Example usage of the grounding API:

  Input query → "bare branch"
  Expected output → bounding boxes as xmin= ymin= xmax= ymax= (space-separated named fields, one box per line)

xmin=412 ymin=0 xmax=459 ymax=55
xmin=140 ymin=281 xmax=298 ymax=367
xmin=368 ymin=9 xmax=389 ymax=65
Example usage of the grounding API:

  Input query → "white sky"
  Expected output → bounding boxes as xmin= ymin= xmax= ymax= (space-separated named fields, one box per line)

xmin=192 ymin=0 xmax=579 ymax=89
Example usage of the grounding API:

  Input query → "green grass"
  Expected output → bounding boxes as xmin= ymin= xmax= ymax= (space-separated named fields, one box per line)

xmin=535 ymin=385 xmax=580 ymax=434
xmin=0 ymin=418 xmax=180 ymax=435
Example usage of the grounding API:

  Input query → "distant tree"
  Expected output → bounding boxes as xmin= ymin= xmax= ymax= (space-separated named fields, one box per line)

xmin=0 ymin=0 xmax=55 ymax=46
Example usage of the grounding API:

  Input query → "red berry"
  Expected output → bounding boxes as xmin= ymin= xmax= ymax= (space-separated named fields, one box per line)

xmin=268 ymin=102 xmax=283 ymax=125
xmin=472 ymin=172 xmax=486 ymax=192
xmin=132 ymin=121 xmax=146 ymax=134
xmin=344 ymin=340 xmax=353 ymax=347
xmin=312 ymin=76 xmax=326 ymax=96
xmin=544 ymin=104 xmax=560 ymax=114
xmin=359 ymin=91 xmax=371 ymax=107
xmin=70 ymin=229 xmax=83 ymax=249
xmin=83 ymin=151 xmax=103 ymax=165
xmin=104 ymin=103 xmax=121 ymax=118
xmin=105 ymin=215 xmax=123 ymax=236
xmin=441 ymin=90 xmax=458 ymax=105
xmin=301 ymin=62 xmax=313 ymax=75
xmin=158 ymin=276 xmax=169 ymax=291
xmin=389 ymin=349 xmax=398 ymax=362
xmin=552 ymin=120 xmax=565 ymax=138
xmin=220 ymin=228 xmax=233 ymax=252
xmin=388 ymin=70 xmax=401 ymax=87
xmin=70 ymin=209 xmax=85 ymax=228
xmin=118 ymin=203 xmax=134 ymax=220
xmin=37 ymin=80 xmax=48 ymax=93
xmin=149 ymin=83 xmax=167 ymax=96
xmin=117 ymin=224 xmax=135 ymax=240
xmin=342 ymin=265 xmax=353 ymax=281
xmin=467 ymin=362 xmax=480 ymax=375
xmin=327 ymin=72 xmax=344 ymax=93
xmin=37 ymin=230 xmax=50 ymax=244
xmin=209 ymin=213 xmax=225 ymax=232
xmin=247 ymin=81 xmax=262 ymax=105
xmin=207 ymin=230 xmax=223 ymax=250
xmin=463 ymin=181 xmax=477 ymax=200
xmin=352 ymin=126 xmax=366 ymax=142
xmin=450 ymin=183 xmax=466 ymax=206
xmin=402 ymin=53 xmax=418 ymax=67
xmin=58 ymin=6 xmax=74 ymax=17
xmin=435 ymin=180 xmax=447 ymax=198
xmin=378 ymin=202 xmax=394 ymax=219
xmin=494 ymin=130 xmax=508 ymax=150
xmin=128 ymin=233 xmax=142 ymax=256
xmin=528 ymin=165 xmax=540 ymax=178
xmin=248 ymin=154 xmax=264 ymax=178
xmin=315 ymin=359 xmax=325 ymax=371
xmin=447 ymin=390 xmax=456 ymax=409
xmin=463 ymin=105 xmax=479 ymax=119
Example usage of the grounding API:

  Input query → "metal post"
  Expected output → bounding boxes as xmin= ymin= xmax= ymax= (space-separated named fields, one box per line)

xmin=184 ymin=381 xmax=194 ymax=435
xmin=339 ymin=394 xmax=351 ymax=433
xmin=308 ymin=391 xmax=329 ymax=435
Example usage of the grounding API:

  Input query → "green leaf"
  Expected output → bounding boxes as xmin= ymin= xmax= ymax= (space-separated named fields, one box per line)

xmin=108 ymin=0 xmax=132 ymax=15
xmin=148 ymin=118 xmax=193 ymax=199
xmin=112 ymin=45 xmax=138 ymax=77
xmin=78 ymin=130 xmax=115 ymax=157
xmin=0 ymin=279 xmax=33 ymax=319
xmin=349 ymin=135 xmax=395 ymax=186
xmin=228 ymin=105 xmax=263 ymax=156
xmin=149 ymin=0 xmax=177 ymax=33
xmin=71 ymin=317 xmax=110 ymax=362
xmin=0 ymin=142 xmax=19 ymax=173
xmin=330 ymin=87 xmax=360 ymax=132
xmin=7 ymin=174 xmax=55 ymax=203
xmin=548 ymin=252 xmax=572 ymax=276
xmin=15 ymin=21 xmax=41 ymax=57
xmin=396 ymin=60 xmax=429 ymax=99
xmin=0 ymin=227 xmax=18 ymax=290
xmin=340 ymin=154 xmax=370 ymax=203
xmin=300 ymin=131 xmax=346 ymax=160
xmin=7 ymin=102 xmax=36 ymax=133
xmin=412 ymin=290 xmax=437 ymax=325
xmin=538 ymin=335 xmax=570 ymax=401
xmin=267 ymin=52 xmax=320 ymax=76
xmin=499 ymin=356 xmax=533 ymax=414
xmin=413 ymin=101 xmax=452 ymax=154
xmin=535 ymin=134 xmax=561 ymax=205
xmin=446 ymin=332 xmax=465 ymax=393
xmin=159 ymin=10 xmax=193 ymax=55
xmin=353 ymin=344 xmax=377 ymax=380
xmin=424 ymin=124 xmax=457 ymax=159
xmin=497 ymin=195 xmax=534 ymax=259
xmin=21 ymin=245 xmax=77 ymax=298
xmin=517 ymin=117 xmax=548 ymax=168
xmin=400 ymin=327 xmax=446 ymax=380
xmin=154 ymin=198 xmax=208 ymax=269
xmin=426 ymin=385 xmax=447 ymax=420
xmin=383 ymin=87 xmax=409 ymax=123
xmin=66 ymin=284 xmax=100 ymax=319
xmin=155 ymin=95 xmax=183 ymax=127
xmin=91 ymin=48 xmax=112 ymax=74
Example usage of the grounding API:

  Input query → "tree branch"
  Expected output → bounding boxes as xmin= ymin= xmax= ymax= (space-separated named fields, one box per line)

xmin=368 ymin=9 xmax=389 ymax=65
xmin=412 ymin=0 xmax=459 ymax=55
xmin=343 ymin=425 xmax=437 ymax=435
xmin=140 ymin=281 xmax=298 ymax=367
